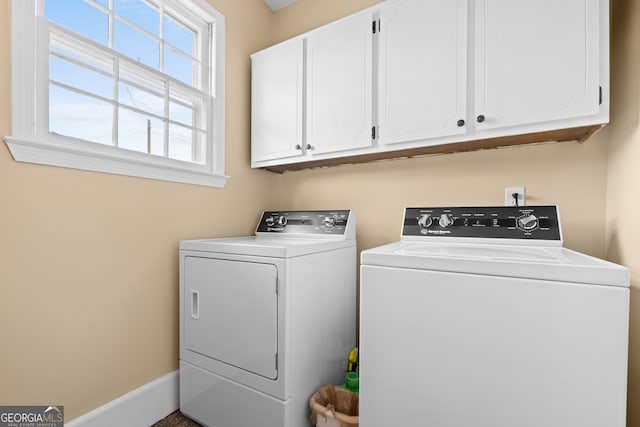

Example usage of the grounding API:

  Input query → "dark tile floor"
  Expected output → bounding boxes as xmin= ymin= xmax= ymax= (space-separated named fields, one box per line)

xmin=151 ymin=411 xmax=202 ymax=427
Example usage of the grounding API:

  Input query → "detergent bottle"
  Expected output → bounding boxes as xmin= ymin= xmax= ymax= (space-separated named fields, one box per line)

xmin=342 ymin=347 xmax=359 ymax=393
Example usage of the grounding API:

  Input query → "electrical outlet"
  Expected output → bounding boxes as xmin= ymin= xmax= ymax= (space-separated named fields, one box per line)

xmin=505 ymin=186 xmax=525 ymax=206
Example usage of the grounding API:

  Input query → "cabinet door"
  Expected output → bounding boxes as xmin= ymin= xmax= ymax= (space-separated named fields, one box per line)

xmin=251 ymin=38 xmax=304 ymax=164
xmin=306 ymin=11 xmax=373 ymax=155
xmin=474 ymin=0 xmax=600 ymax=131
xmin=378 ymin=0 xmax=468 ymax=146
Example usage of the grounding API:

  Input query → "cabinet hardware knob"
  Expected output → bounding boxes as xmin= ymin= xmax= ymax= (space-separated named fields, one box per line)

xmin=457 ymin=119 xmax=465 ymax=127
xmin=477 ymin=115 xmax=485 ymax=123
xmin=295 ymin=144 xmax=301 ymax=150
xmin=306 ymin=144 xmax=312 ymax=150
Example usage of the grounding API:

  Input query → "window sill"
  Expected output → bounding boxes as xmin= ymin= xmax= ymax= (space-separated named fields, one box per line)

xmin=4 ymin=136 xmax=229 ymax=188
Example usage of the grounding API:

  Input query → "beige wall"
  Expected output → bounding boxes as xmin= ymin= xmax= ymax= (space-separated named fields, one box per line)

xmin=2 ymin=0 xmax=637 ymax=425
xmin=273 ymin=139 xmax=609 ymax=257
xmin=0 ymin=0 xmax=277 ymax=421
xmin=608 ymin=0 xmax=640 ymax=426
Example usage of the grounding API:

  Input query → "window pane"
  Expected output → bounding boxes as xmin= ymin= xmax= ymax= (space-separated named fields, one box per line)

xmin=114 ymin=20 xmax=160 ymax=69
xmin=49 ymin=85 xmax=113 ymax=145
xmin=119 ymin=82 xmax=165 ymax=117
xmin=41 ymin=0 xmax=215 ymax=170
xmin=50 ymin=55 xmax=113 ymax=100
xmin=169 ymin=100 xmax=195 ymax=126
xmin=164 ymin=14 xmax=195 ymax=56
xmin=168 ymin=124 xmax=194 ymax=162
xmin=114 ymin=0 xmax=160 ymax=37
xmin=46 ymin=0 xmax=108 ymax=46
xmin=164 ymin=47 xmax=194 ymax=86
xmin=118 ymin=107 xmax=164 ymax=155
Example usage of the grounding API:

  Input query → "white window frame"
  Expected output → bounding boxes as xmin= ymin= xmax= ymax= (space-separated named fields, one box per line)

xmin=5 ymin=0 xmax=228 ymax=188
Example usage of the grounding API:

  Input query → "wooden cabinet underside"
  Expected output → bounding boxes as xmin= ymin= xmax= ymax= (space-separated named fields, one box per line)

xmin=263 ymin=124 xmax=603 ymax=174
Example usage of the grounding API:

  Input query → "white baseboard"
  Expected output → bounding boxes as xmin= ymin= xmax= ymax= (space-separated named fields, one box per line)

xmin=66 ymin=370 xmax=179 ymax=427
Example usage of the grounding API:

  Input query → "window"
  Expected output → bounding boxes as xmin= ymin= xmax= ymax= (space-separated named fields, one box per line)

xmin=5 ymin=0 xmax=227 ymax=187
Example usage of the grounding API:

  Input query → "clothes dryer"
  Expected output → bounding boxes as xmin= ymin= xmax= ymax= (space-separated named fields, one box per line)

xmin=360 ymin=206 xmax=629 ymax=427
xmin=180 ymin=210 xmax=356 ymax=427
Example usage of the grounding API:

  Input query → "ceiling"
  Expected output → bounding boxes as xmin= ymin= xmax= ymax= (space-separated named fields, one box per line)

xmin=263 ymin=0 xmax=298 ymax=11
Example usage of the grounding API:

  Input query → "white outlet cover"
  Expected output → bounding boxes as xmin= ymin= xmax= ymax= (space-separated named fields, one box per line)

xmin=505 ymin=186 xmax=525 ymax=206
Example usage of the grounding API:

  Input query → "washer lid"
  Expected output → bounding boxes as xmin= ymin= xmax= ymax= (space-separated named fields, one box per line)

xmin=396 ymin=243 xmax=568 ymax=263
xmin=361 ymin=241 xmax=629 ymax=288
xmin=180 ymin=236 xmax=355 ymax=258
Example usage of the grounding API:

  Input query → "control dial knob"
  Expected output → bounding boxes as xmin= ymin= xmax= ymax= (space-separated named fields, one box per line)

xmin=517 ymin=214 xmax=538 ymax=231
xmin=417 ymin=214 xmax=433 ymax=228
xmin=439 ymin=214 xmax=454 ymax=228
xmin=278 ymin=215 xmax=288 ymax=226
xmin=265 ymin=216 xmax=275 ymax=227
xmin=323 ymin=216 xmax=337 ymax=228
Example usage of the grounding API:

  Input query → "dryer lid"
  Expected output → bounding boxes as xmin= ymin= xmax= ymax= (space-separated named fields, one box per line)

xmin=180 ymin=236 xmax=354 ymax=258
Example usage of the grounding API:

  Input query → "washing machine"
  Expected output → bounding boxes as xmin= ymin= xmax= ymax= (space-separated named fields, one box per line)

xmin=360 ymin=206 xmax=629 ymax=427
xmin=179 ymin=210 xmax=356 ymax=427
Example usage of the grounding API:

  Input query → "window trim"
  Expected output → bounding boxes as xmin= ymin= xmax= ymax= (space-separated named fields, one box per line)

xmin=5 ymin=0 xmax=228 ymax=188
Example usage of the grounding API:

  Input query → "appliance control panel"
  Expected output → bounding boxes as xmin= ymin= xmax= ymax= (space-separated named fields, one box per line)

xmin=256 ymin=210 xmax=352 ymax=236
xmin=402 ymin=206 xmax=561 ymax=241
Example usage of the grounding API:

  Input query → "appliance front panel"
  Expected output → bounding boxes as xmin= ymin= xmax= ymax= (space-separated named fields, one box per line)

xmin=359 ymin=265 xmax=629 ymax=427
xmin=180 ymin=361 xmax=288 ymax=427
xmin=184 ymin=256 xmax=278 ymax=380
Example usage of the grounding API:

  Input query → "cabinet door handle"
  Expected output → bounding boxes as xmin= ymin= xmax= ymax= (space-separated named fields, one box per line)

xmin=305 ymin=144 xmax=311 ymax=150
xmin=457 ymin=119 xmax=465 ymax=127
xmin=476 ymin=115 xmax=486 ymax=123
xmin=295 ymin=144 xmax=301 ymax=150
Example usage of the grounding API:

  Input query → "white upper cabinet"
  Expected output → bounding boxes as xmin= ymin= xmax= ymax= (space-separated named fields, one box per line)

xmin=251 ymin=38 xmax=304 ymax=163
xmin=474 ymin=0 xmax=601 ymax=131
xmin=378 ymin=0 xmax=468 ymax=146
xmin=306 ymin=11 xmax=373 ymax=155
xmin=251 ymin=0 xmax=608 ymax=172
